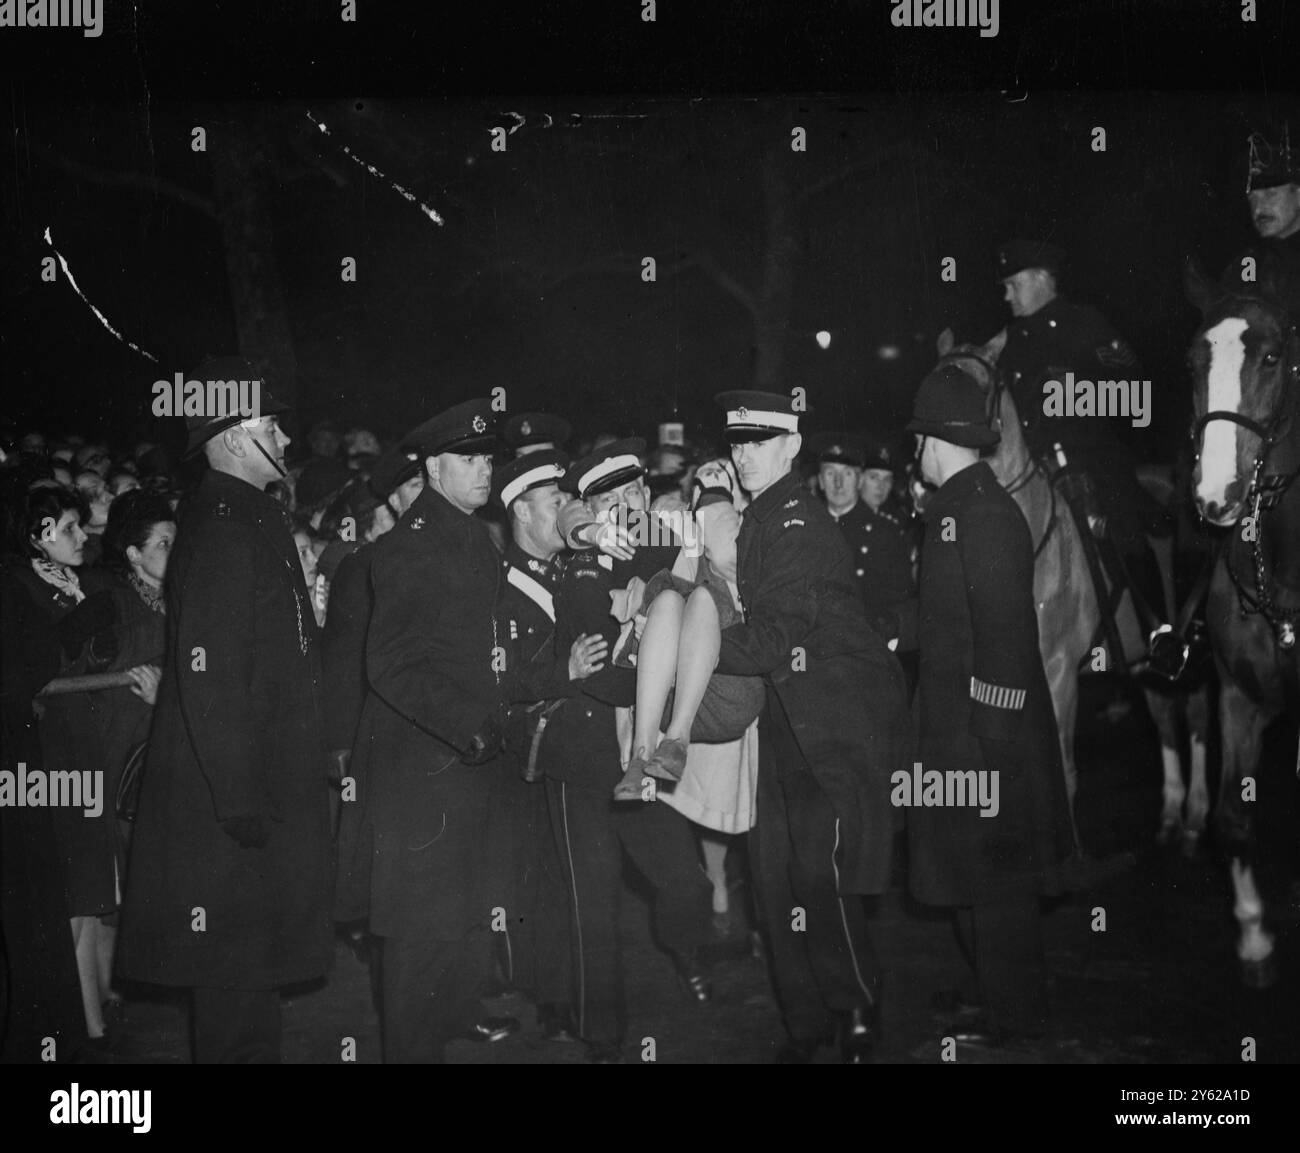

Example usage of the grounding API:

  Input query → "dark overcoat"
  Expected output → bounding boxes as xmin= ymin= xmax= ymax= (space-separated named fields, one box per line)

xmin=715 ymin=470 xmax=910 ymax=896
xmin=117 ymin=469 xmax=334 ymax=990
xmin=320 ymin=541 xmax=376 ymax=755
xmin=339 ymin=485 xmax=504 ymax=942
xmin=831 ymin=499 xmax=916 ymax=622
xmin=903 ymin=461 xmax=1073 ymax=906
xmin=7 ymin=564 xmax=119 ymax=916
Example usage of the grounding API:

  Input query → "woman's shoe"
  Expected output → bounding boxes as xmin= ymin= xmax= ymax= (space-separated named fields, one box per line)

xmin=613 ymin=753 xmax=652 ymax=802
xmin=645 ymin=737 xmax=688 ymax=781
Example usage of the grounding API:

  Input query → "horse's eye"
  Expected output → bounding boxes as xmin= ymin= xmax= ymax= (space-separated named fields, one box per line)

xmin=1261 ymin=352 xmax=1279 ymax=367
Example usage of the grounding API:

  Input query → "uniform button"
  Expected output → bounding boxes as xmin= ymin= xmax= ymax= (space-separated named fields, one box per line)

xmin=1048 ymin=319 xmax=1057 ymax=328
xmin=860 ymin=545 xmax=868 ymax=553
xmin=855 ymin=568 xmax=864 ymax=577
xmin=1013 ymin=371 xmax=1021 ymax=380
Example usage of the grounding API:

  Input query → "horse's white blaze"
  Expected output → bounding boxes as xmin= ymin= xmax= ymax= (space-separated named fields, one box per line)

xmin=1197 ymin=317 xmax=1249 ymax=509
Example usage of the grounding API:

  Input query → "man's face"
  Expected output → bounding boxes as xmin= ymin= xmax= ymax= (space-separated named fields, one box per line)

xmin=391 ymin=473 xmax=425 ymax=514
xmin=430 ymin=452 xmax=493 ymax=514
xmin=517 ymin=483 xmax=570 ymax=555
xmin=239 ymin=416 xmax=291 ymax=485
xmin=588 ymin=477 xmax=649 ymax=518
xmin=731 ymin=433 xmax=798 ymax=499
xmin=859 ymin=467 xmax=894 ymax=511
xmin=1248 ymin=183 xmax=1300 ymax=239
xmin=819 ymin=462 xmax=861 ymax=510
xmin=1002 ymin=268 xmax=1056 ymax=318
xmin=915 ymin=434 xmax=942 ymax=487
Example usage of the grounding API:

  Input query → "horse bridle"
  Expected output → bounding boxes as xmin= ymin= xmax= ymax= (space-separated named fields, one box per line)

xmin=1191 ymin=294 xmax=1300 ymax=513
xmin=1190 ymin=294 xmax=1300 ymax=643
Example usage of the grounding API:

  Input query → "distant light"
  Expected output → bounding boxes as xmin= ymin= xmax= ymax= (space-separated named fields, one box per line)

xmin=815 ymin=330 xmax=832 ymax=350
xmin=877 ymin=344 xmax=901 ymax=360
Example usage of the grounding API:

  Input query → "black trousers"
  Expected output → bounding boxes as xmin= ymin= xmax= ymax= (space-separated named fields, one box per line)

xmin=482 ymin=764 xmax=571 ymax=1006
xmin=954 ymin=890 xmax=1049 ymax=1035
xmin=545 ymin=776 xmax=711 ymax=1046
xmin=751 ymin=696 xmax=880 ymax=1042
xmin=379 ymin=926 xmax=488 ymax=1063
xmin=191 ymin=987 xmax=281 ymax=1064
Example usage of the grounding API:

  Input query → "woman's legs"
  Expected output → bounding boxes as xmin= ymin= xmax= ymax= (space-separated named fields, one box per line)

xmin=663 ymin=587 xmax=721 ymax=743
xmin=700 ymin=832 xmax=729 ymax=915
xmin=633 ymin=590 xmax=685 ymax=757
xmin=71 ymin=916 xmax=106 ymax=1038
xmin=96 ymin=918 xmax=119 ymax=1006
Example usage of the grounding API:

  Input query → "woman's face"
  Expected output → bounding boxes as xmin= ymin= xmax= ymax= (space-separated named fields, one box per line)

xmin=34 ymin=510 xmax=87 ymax=568
xmin=293 ymin=530 xmax=320 ymax=586
xmin=128 ymin=521 xmax=176 ymax=588
xmin=367 ymin=503 xmax=396 ymax=541
xmin=695 ymin=500 xmax=741 ymax=579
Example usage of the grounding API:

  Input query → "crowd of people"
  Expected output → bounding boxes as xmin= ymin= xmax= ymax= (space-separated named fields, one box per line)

xmin=2 ymin=145 xmax=1295 ymax=1063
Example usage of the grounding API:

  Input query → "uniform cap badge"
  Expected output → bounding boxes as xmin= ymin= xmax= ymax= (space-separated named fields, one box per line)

xmin=736 ymin=406 xmax=749 ymax=420
xmin=472 ymin=414 xmax=487 ymax=434
xmin=520 ymin=420 xmax=532 ymax=437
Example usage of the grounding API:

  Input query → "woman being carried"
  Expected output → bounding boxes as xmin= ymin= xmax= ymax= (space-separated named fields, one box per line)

xmin=608 ymin=462 xmax=764 ymax=802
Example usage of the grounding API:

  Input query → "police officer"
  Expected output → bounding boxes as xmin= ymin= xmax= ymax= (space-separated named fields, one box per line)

xmin=327 ymin=445 xmax=425 ymax=961
xmin=1220 ymin=122 xmax=1300 ymax=313
xmin=996 ymin=237 xmax=1167 ymax=622
xmin=118 ymin=357 xmax=334 ymax=1063
xmin=343 ymin=399 xmax=518 ymax=1063
xmin=712 ymin=390 xmax=910 ymax=1064
xmin=899 ymin=364 xmax=1073 ymax=1048
xmin=503 ymin=412 xmax=572 ymax=457
xmin=485 ymin=450 xmax=582 ymax=1041
xmin=808 ymin=432 xmax=915 ymax=625
xmin=548 ymin=439 xmax=715 ymax=1063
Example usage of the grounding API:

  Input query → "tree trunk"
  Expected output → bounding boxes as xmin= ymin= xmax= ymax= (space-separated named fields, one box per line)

xmin=210 ymin=114 xmax=300 ymax=412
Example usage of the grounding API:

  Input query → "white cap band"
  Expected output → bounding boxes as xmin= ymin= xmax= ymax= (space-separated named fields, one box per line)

xmin=502 ymin=462 xmax=566 ymax=507
xmin=726 ymin=408 xmax=798 ymax=432
xmin=578 ymin=453 xmax=642 ymax=496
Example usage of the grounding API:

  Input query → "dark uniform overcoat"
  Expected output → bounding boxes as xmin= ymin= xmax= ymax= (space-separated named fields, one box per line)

xmin=118 ymin=469 xmax=334 ymax=990
xmin=716 ymin=470 xmax=910 ymax=896
xmin=831 ymin=499 xmax=916 ymax=623
xmin=340 ymin=485 xmax=503 ymax=942
xmin=901 ymin=461 xmax=1073 ymax=906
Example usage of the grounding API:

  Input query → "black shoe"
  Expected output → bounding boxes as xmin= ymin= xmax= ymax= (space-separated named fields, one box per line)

xmin=929 ymin=986 xmax=982 ymax=1015
xmin=944 ymin=1014 xmax=1042 ymax=1050
xmin=774 ymin=1036 xmax=826 ymax=1064
xmin=673 ymin=951 xmax=713 ymax=1004
xmin=537 ymin=1003 xmax=579 ymax=1043
xmin=460 ymin=1016 xmax=519 ymax=1043
xmin=585 ymin=1040 xmax=623 ymax=1064
xmin=841 ymin=1003 xmax=878 ymax=1064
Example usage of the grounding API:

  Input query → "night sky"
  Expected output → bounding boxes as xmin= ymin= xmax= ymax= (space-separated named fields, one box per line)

xmin=2 ymin=3 xmax=1294 ymax=462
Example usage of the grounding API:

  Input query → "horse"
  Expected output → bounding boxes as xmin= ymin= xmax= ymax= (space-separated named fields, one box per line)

xmin=933 ymin=329 xmax=1194 ymax=856
xmin=1184 ymin=261 xmax=1300 ymax=988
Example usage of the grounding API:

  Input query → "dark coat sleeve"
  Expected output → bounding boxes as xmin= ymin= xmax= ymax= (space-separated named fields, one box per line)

xmin=171 ymin=517 xmax=264 ymax=820
xmin=557 ymin=565 xmax=636 ymax=708
xmin=365 ymin=544 xmax=485 ymax=753
xmin=321 ymin=549 xmax=369 ymax=752
xmin=716 ymin=520 xmax=819 ymax=677
xmin=956 ymin=497 xmax=1037 ymax=743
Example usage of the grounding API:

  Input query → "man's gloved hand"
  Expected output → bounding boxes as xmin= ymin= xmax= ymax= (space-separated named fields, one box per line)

xmin=57 ymin=590 xmax=116 ymax=659
xmin=461 ymin=715 xmax=504 ymax=765
xmin=221 ymin=813 xmax=270 ymax=849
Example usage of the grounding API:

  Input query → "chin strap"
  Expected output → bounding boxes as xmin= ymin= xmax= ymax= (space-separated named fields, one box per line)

xmin=252 ymin=438 xmax=288 ymax=478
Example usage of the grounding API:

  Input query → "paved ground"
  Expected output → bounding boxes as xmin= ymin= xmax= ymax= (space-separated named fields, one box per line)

xmin=108 ymin=674 xmax=1299 ymax=1064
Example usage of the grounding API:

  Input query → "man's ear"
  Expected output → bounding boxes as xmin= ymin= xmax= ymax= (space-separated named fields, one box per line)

xmin=785 ymin=432 xmax=802 ymax=465
xmin=219 ymin=426 xmax=247 ymax=459
xmin=424 ymin=455 xmax=439 ymax=486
